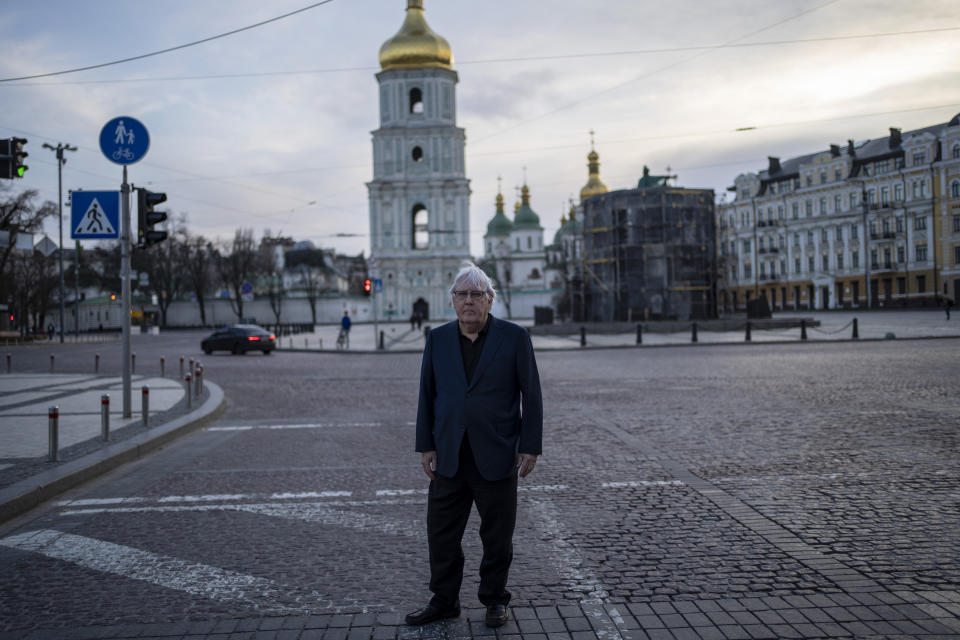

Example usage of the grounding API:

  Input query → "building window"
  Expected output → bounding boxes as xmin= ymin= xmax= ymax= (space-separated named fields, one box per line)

xmin=527 ymin=236 xmax=532 ymax=249
xmin=807 ymin=230 xmax=814 ymax=244
xmin=953 ymin=144 xmax=960 ymax=159
xmin=869 ymin=220 xmax=877 ymax=237
xmin=411 ymin=146 xmax=423 ymax=162
xmin=852 ymin=250 xmax=859 ymax=268
xmin=912 ymin=151 xmax=926 ymax=166
xmin=808 ymin=256 xmax=815 ymax=272
xmin=744 ymin=264 xmax=752 ymax=278
xmin=916 ymin=244 xmax=928 ymax=262
xmin=835 ymin=169 xmax=843 ymax=182
xmin=894 ymin=183 xmax=903 ymax=202
xmin=819 ymin=198 xmax=827 ymax=215
xmin=412 ymin=204 xmax=429 ymax=249
xmin=822 ymin=255 xmax=829 ymax=270
xmin=896 ymin=216 xmax=904 ymax=233
xmin=915 ymin=216 xmax=927 ymax=231
xmin=882 ymin=218 xmax=890 ymax=235
xmin=850 ymin=191 xmax=858 ymax=208
xmin=898 ymin=277 xmax=906 ymax=294
xmin=837 ymin=253 xmax=844 ymax=270
xmin=821 ymin=228 xmax=828 ymax=243
xmin=779 ymin=234 xmax=786 ymax=248
xmin=409 ymin=88 xmax=424 ymax=114
xmin=792 ymin=202 xmax=799 ymax=219
xmin=835 ymin=226 xmax=843 ymax=242
xmin=871 ymin=249 xmax=878 ymax=268
xmin=743 ymin=239 xmax=751 ymax=253
xmin=954 ymin=215 xmax=960 ymax=233
xmin=795 ymin=258 xmax=801 ymax=274
xmin=780 ymin=258 xmax=786 ymax=275
xmin=834 ymin=195 xmax=842 ymax=212
xmin=867 ymin=189 xmax=876 ymax=204
xmin=805 ymin=200 xmax=813 ymax=216
xmin=806 ymin=174 xmax=812 ymax=187
xmin=851 ymin=223 xmax=858 ymax=239
xmin=954 ymin=246 xmax=960 ymax=264
xmin=880 ymin=186 xmax=889 ymax=206
xmin=917 ymin=275 xmax=926 ymax=292
xmin=820 ymin=170 xmax=827 ymax=184
xmin=897 ymin=245 xmax=905 ymax=263
xmin=777 ymin=205 xmax=784 ymax=220
xmin=759 ymin=263 xmax=766 ymax=279
xmin=883 ymin=247 xmax=891 ymax=268
xmin=951 ymin=180 xmax=960 ymax=198
xmin=793 ymin=232 xmax=800 ymax=245
xmin=759 ymin=237 xmax=765 ymax=251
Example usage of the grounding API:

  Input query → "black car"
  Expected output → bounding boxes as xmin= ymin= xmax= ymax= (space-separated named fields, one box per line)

xmin=201 ymin=325 xmax=276 ymax=355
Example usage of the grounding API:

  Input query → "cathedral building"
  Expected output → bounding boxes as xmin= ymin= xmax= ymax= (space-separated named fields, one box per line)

xmin=367 ymin=0 xmax=471 ymax=322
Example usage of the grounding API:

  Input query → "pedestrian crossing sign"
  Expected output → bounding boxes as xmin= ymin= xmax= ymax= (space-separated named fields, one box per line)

xmin=71 ymin=191 xmax=120 ymax=239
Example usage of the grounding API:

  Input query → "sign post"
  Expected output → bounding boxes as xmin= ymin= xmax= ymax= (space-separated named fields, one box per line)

xmin=369 ymin=258 xmax=380 ymax=349
xmin=100 ymin=116 xmax=150 ymax=419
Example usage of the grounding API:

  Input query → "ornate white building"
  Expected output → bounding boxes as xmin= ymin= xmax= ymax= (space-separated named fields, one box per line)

xmin=367 ymin=0 xmax=471 ymax=322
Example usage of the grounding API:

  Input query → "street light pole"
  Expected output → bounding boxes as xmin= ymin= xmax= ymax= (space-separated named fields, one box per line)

xmin=42 ymin=143 xmax=77 ymax=343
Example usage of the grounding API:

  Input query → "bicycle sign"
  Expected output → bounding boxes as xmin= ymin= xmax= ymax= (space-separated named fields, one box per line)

xmin=99 ymin=116 xmax=149 ymax=165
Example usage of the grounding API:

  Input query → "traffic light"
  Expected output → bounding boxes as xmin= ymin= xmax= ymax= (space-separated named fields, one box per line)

xmin=363 ymin=278 xmax=372 ymax=296
xmin=137 ymin=188 xmax=168 ymax=247
xmin=0 ymin=137 xmax=28 ymax=179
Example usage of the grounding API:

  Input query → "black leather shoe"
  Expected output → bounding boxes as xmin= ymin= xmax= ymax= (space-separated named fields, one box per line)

xmin=485 ymin=604 xmax=509 ymax=628
xmin=405 ymin=601 xmax=461 ymax=625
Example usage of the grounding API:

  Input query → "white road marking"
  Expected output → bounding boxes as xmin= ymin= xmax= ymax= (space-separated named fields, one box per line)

xmin=0 ymin=529 xmax=325 ymax=613
xmin=56 ymin=490 xmax=354 ymax=508
xmin=376 ymin=488 xmax=427 ymax=496
xmin=59 ymin=497 xmax=425 ymax=517
xmin=207 ymin=422 xmax=413 ymax=431
xmin=601 ymin=480 xmax=683 ymax=488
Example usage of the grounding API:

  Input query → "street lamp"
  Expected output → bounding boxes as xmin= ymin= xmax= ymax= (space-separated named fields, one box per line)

xmin=42 ymin=142 xmax=77 ymax=343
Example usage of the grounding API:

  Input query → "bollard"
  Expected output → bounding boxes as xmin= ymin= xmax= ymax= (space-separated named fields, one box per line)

xmin=852 ymin=317 xmax=859 ymax=339
xmin=198 ymin=365 xmax=204 ymax=394
xmin=318 ymin=338 xmax=323 ymax=350
xmin=185 ymin=373 xmax=193 ymax=409
xmin=179 ymin=356 xmax=184 ymax=379
xmin=194 ymin=366 xmax=202 ymax=396
xmin=95 ymin=353 xmax=100 ymax=374
xmin=50 ymin=354 xmax=55 ymax=373
xmin=800 ymin=320 xmax=807 ymax=341
xmin=305 ymin=338 xmax=308 ymax=349
xmin=691 ymin=322 xmax=698 ymax=343
xmin=636 ymin=324 xmax=643 ymax=345
xmin=380 ymin=331 xmax=385 ymax=350
xmin=6 ymin=353 xmax=10 ymax=374
xmin=48 ymin=406 xmax=59 ymax=462
xmin=160 ymin=356 xmax=165 ymax=377
xmin=189 ymin=358 xmax=194 ymax=378
xmin=142 ymin=385 xmax=150 ymax=427
xmin=580 ymin=326 xmax=586 ymax=347
xmin=101 ymin=394 xmax=110 ymax=441
xmin=745 ymin=321 xmax=752 ymax=342
xmin=132 ymin=352 xmax=136 ymax=375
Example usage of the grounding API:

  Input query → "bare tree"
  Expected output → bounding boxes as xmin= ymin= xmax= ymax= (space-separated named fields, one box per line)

xmin=217 ymin=228 xmax=257 ymax=321
xmin=132 ymin=225 xmax=184 ymax=328
xmin=285 ymin=246 xmax=333 ymax=326
xmin=0 ymin=186 xmax=56 ymax=322
xmin=181 ymin=232 xmax=215 ymax=327
xmin=10 ymin=248 xmax=58 ymax=334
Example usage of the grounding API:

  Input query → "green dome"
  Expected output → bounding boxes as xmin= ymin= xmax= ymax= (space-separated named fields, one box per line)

xmin=512 ymin=184 xmax=542 ymax=229
xmin=485 ymin=191 xmax=513 ymax=237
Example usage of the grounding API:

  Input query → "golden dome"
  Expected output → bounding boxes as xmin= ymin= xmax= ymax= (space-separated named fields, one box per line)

xmin=379 ymin=1 xmax=453 ymax=71
xmin=580 ymin=150 xmax=609 ymax=202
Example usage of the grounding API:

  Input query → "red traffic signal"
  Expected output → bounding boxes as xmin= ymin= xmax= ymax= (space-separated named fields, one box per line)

xmin=363 ymin=278 xmax=372 ymax=296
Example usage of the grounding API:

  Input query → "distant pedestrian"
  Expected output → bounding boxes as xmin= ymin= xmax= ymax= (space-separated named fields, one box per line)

xmin=338 ymin=311 xmax=351 ymax=349
xmin=405 ymin=262 xmax=542 ymax=629
xmin=415 ymin=311 xmax=423 ymax=330
xmin=410 ymin=313 xmax=417 ymax=331
xmin=47 ymin=324 xmax=54 ymax=340
xmin=946 ymin=298 xmax=953 ymax=320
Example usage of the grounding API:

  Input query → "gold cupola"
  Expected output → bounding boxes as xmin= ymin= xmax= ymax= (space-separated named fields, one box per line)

xmin=379 ymin=0 xmax=454 ymax=71
xmin=579 ymin=130 xmax=609 ymax=202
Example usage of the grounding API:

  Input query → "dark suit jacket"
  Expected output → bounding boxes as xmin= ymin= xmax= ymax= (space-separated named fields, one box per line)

xmin=416 ymin=315 xmax=543 ymax=481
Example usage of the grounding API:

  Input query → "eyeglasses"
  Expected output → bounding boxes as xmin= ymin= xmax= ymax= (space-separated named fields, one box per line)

xmin=452 ymin=290 xmax=487 ymax=301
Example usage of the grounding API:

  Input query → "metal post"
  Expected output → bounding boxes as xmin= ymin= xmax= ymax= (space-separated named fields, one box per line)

xmin=185 ymin=373 xmax=192 ymax=409
xmin=5 ymin=353 xmax=10 ymax=374
xmin=189 ymin=358 xmax=194 ymax=378
xmin=852 ymin=317 xmax=859 ymax=339
xmin=48 ymin=406 xmax=59 ymax=462
xmin=101 ymin=393 xmax=110 ymax=441
xmin=379 ymin=331 xmax=385 ymax=350
xmin=197 ymin=365 xmax=204 ymax=395
xmin=636 ymin=324 xmax=642 ymax=345
xmin=141 ymin=385 xmax=149 ymax=427
xmin=745 ymin=321 xmax=752 ymax=342
xmin=800 ymin=319 xmax=807 ymax=341
xmin=580 ymin=326 xmax=586 ymax=347
xmin=121 ymin=165 xmax=132 ymax=418
xmin=194 ymin=366 xmax=201 ymax=396
xmin=691 ymin=322 xmax=698 ymax=343
xmin=74 ymin=239 xmax=81 ymax=339
xmin=160 ymin=356 xmax=165 ymax=377
xmin=50 ymin=354 xmax=55 ymax=373
xmin=95 ymin=353 xmax=100 ymax=374
xmin=131 ymin=352 xmax=136 ymax=375
xmin=179 ymin=356 xmax=184 ymax=379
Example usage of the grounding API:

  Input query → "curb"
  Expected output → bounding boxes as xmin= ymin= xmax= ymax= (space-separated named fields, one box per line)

xmin=0 ymin=381 xmax=226 ymax=525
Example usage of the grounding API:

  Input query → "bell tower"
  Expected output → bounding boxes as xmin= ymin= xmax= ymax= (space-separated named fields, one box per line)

xmin=367 ymin=0 xmax=471 ymax=321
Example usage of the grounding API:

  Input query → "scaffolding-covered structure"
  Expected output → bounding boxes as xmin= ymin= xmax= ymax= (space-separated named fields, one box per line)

xmin=583 ymin=169 xmax=717 ymax=321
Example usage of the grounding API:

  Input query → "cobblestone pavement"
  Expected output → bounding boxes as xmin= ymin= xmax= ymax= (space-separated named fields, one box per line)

xmin=0 ymin=337 xmax=958 ymax=639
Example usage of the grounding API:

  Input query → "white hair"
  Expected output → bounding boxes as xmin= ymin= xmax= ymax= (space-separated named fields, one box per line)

xmin=448 ymin=262 xmax=497 ymax=301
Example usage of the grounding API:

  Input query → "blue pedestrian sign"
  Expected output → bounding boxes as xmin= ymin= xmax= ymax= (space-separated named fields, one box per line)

xmin=374 ymin=278 xmax=383 ymax=293
xmin=99 ymin=116 xmax=150 ymax=165
xmin=71 ymin=191 xmax=120 ymax=239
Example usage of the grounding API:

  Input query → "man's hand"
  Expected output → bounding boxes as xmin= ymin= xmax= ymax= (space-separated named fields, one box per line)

xmin=516 ymin=453 xmax=537 ymax=478
xmin=421 ymin=451 xmax=437 ymax=480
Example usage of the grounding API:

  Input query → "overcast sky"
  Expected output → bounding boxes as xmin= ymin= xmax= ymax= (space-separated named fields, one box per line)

xmin=2 ymin=0 xmax=959 ymax=258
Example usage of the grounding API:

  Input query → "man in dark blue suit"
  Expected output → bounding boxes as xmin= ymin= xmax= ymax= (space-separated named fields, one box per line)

xmin=405 ymin=263 xmax=543 ymax=628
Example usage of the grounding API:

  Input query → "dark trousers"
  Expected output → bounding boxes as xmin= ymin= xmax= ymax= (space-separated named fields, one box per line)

xmin=427 ymin=438 xmax=517 ymax=607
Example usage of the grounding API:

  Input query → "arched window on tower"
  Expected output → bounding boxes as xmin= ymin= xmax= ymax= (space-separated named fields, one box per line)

xmin=412 ymin=204 xmax=429 ymax=249
xmin=410 ymin=88 xmax=424 ymax=114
